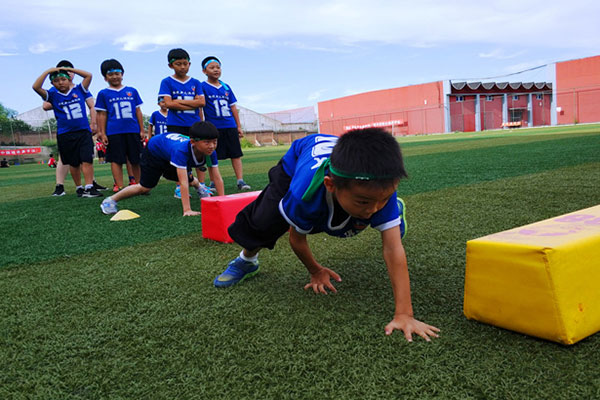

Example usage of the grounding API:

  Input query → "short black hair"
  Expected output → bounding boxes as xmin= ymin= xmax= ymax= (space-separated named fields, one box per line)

xmin=100 ymin=59 xmax=124 ymax=77
xmin=189 ymin=121 xmax=219 ymax=140
xmin=56 ymin=60 xmax=74 ymax=68
xmin=201 ymin=56 xmax=220 ymax=69
xmin=329 ymin=128 xmax=407 ymax=190
xmin=168 ymin=48 xmax=190 ymax=64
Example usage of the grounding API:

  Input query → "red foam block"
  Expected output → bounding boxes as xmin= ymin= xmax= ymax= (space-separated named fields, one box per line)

xmin=201 ymin=191 xmax=261 ymax=243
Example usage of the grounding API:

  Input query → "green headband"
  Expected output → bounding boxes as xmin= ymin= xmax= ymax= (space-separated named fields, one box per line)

xmin=50 ymin=72 xmax=70 ymax=80
xmin=301 ymin=158 xmax=395 ymax=201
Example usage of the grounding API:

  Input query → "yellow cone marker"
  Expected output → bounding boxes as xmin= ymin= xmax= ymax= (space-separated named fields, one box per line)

xmin=110 ymin=210 xmax=140 ymax=221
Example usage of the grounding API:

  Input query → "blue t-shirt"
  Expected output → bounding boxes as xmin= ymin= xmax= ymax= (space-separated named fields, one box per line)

xmin=149 ymin=110 xmax=168 ymax=135
xmin=45 ymin=84 xmax=92 ymax=135
xmin=95 ymin=86 xmax=143 ymax=135
xmin=201 ymin=81 xmax=238 ymax=129
xmin=158 ymin=76 xmax=203 ymax=128
xmin=147 ymin=133 xmax=218 ymax=170
xmin=279 ymin=134 xmax=402 ymax=238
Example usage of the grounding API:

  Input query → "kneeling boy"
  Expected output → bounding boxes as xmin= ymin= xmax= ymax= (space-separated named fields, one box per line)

xmin=213 ymin=128 xmax=439 ymax=342
xmin=100 ymin=121 xmax=223 ymax=217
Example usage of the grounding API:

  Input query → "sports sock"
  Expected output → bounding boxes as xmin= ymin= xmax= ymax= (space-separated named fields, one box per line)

xmin=239 ymin=250 xmax=258 ymax=263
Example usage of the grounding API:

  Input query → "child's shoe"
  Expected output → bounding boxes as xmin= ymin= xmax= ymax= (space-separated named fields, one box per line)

xmin=100 ymin=197 xmax=118 ymax=215
xmin=174 ymin=185 xmax=192 ymax=199
xmin=197 ymin=183 xmax=213 ymax=198
xmin=213 ymin=257 xmax=259 ymax=288
xmin=237 ymin=179 xmax=251 ymax=191
xmin=93 ymin=180 xmax=108 ymax=191
xmin=128 ymin=176 xmax=136 ymax=186
xmin=52 ymin=184 xmax=66 ymax=196
xmin=113 ymin=183 xmax=120 ymax=193
xmin=76 ymin=187 xmax=85 ymax=197
xmin=82 ymin=187 xmax=103 ymax=198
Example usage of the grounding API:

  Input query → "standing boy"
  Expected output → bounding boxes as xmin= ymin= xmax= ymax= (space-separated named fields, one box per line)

xmin=95 ymin=59 xmax=145 ymax=192
xmin=158 ymin=48 xmax=224 ymax=198
xmin=148 ymin=96 xmax=168 ymax=138
xmin=100 ymin=122 xmax=223 ymax=216
xmin=213 ymin=128 xmax=440 ymax=342
xmin=32 ymin=66 xmax=103 ymax=197
xmin=201 ymin=56 xmax=250 ymax=191
xmin=42 ymin=59 xmax=106 ymax=196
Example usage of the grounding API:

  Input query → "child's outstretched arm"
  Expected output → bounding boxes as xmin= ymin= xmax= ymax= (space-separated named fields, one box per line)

xmin=381 ymin=226 xmax=440 ymax=342
xmin=289 ymin=229 xmax=341 ymax=294
xmin=32 ymin=68 xmax=55 ymax=99
xmin=176 ymin=168 xmax=200 ymax=216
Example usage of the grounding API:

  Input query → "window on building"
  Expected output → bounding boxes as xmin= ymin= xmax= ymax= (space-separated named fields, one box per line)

xmin=456 ymin=95 xmax=464 ymax=102
xmin=513 ymin=95 xmax=519 ymax=101
xmin=486 ymin=95 xmax=494 ymax=101
xmin=536 ymin=94 xmax=543 ymax=100
xmin=510 ymin=109 xmax=523 ymax=122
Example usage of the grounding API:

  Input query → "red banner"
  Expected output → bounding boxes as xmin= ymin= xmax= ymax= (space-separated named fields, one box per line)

xmin=0 ymin=147 xmax=42 ymax=156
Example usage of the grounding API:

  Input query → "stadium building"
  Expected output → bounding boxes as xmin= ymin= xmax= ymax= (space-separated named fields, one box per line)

xmin=317 ymin=54 xmax=600 ymax=136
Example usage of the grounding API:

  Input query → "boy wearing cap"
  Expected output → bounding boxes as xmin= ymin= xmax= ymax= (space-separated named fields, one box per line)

xmin=95 ymin=59 xmax=145 ymax=192
xmin=100 ymin=121 xmax=224 ymax=217
xmin=32 ymin=66 xmax=103 ymax=197
xmin=148 ymin=97 xmax=169 ymax=138
xmin=201 ymin=56 xmax=251 ymax=191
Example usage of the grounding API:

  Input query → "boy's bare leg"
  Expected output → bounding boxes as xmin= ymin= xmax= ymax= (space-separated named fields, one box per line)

xmin=231 ymin=157 xmax=244 ymax=181
xmin=131 ymin=163 xmax=141 ymax=183
xmin=110 ymin=183 xmax=150 ymax=202
xmin=111 ymin=163 xmax=124 ymax=188
xmin=69 ymin=165 xmax=82 ymax=186
xmin=81 ymin=162 xmax=94 ymax=186
xmin=56 ymin=159 xmax=70 ymax=185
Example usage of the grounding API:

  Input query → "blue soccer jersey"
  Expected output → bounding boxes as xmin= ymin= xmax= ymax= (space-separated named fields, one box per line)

xmin=45 ymin=84 xmax=91 ymax=135
xmin=279 ymin=134 xmax=402 ymax=238
xmin=200 ymin=81 xmax=238 ymax=129
xmin=95 ymin=86 xmax=143 ymax=135
xmin=158 ymin=76 xmax=203 ymax=128
xmin=149 ymin=110 xmax=168 ymax=135
xmin=147 ymin=133 xmax=218 ymax=170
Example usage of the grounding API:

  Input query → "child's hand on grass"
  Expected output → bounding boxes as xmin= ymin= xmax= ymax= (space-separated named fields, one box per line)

xmin=303 ymin=267 xmax=342 ymax=294
xmin=385 ymin=314 xmax=440 ymax=342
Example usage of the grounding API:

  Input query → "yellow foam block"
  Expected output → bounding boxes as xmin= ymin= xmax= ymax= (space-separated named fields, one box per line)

xmin=464 ymin=205 xmax=600 ymax=344
xmin=110 ymin=210 xmax=140 ymax=221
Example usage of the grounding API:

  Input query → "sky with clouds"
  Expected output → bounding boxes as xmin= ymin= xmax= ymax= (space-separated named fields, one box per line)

xmin=1 ymin=0 xmax=599 ymax=117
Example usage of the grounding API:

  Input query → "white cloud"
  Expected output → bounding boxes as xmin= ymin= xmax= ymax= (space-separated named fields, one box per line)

xmin=479 ymin=49 xmax=526 ymax=60
xmin=2 ymin=0 xmax=600 ymax=54
xmin=28 ymin=42 xmax=56 ymax=54
xmin=307 ymin=89 xmax=327 ymax=101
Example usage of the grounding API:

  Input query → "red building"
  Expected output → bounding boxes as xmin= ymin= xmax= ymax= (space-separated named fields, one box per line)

xmin=317 ymin=54 xmax=600 ymax=136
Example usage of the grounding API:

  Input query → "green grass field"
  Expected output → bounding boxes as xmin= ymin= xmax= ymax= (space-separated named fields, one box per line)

xmin=1 ymin=125 xmax=600 ymax=399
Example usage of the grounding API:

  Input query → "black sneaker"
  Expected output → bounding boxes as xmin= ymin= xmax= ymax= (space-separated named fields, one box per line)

xmin=76 ymin=187 xmax=85 ymax=197
xmin=92 ymin=180 xmax=108 ymax=191
xmin=52 ymin=184 xmax=66 ymax=196
xmin=82 ymin=187 xmax=104 ymax=198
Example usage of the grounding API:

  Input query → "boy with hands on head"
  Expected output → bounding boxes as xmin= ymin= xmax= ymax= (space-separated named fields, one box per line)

xmin=213 ymin=128 xmax=440 ymax=342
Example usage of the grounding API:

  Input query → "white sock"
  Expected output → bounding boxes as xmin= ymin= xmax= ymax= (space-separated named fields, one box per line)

xmin=239 ymin=250 xmax=258 ymax=263
xmin=76 ymin=185 xmax=83 ymax=190
xmin=85 ymin=184 xmax=93 ymax=190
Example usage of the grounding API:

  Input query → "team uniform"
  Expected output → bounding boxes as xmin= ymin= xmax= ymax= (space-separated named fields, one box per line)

xmin=201 ymin=81 xmax=242 ymax=160
xmin=44 ymin=84 xmax=94 ymax=166
xmin=158 ymin=76 xmax=203 ymax=134
xmin=95 ymin=86 xmax=143 ymax=165
xmin=149 ymin=110 xmax=168 ymax=136
xmin=229 ymin=134 xmax=406 ymax=251
xmin=140 ymin=133 xmax=218 ymax=189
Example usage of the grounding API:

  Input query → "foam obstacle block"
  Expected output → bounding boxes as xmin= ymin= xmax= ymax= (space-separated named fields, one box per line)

xmin=464 ymin=205 xmax=600 ymax=344
xmin=201 ymin=191 xmax=261 ymax=243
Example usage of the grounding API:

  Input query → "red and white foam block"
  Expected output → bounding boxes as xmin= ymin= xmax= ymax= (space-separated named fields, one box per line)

xmin=201 ymin=191 xmax=261 ymax=243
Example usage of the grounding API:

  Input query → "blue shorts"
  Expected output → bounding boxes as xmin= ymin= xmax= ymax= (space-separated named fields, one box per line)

xmin=56 ymin=130 xmax=94 ymax=167
xmin=106 ymin=132 xmax=142 ymax=165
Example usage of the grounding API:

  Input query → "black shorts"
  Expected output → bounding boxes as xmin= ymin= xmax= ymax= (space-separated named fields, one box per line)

xmin=139 ymin=148 xmax=193 ymax=189
xmin=97 ymin=150 xmax=105 ymax=157
xmin=216 ymin=127 xmax=243 ymax=160
xmin=167 ymin=125 xmax=190 ymax=135
xmin=106 ymin=132 xmax=142 ymax=165
xmin=56 ymin=130 xmax=94 ymax=167
xmin=228 ymin=161 xmax=291 ymax=251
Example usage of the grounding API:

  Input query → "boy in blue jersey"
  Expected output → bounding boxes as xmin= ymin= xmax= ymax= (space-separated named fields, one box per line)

xmin=100 ymin=122 xmax=223 ymax=217
xmin=158 ymin=48 xmax=224 ymax=198
xmin=201 ymin=56 xmax=250 ymax=191
xmin=148 ymin=96 xmax=168 ymax=138
xmin=95 ymin=59 xmax=145 ymax=192
xmin=213 ymin=128 xmax=440 ymax=342
xmin=32 ymin=66 xmax=103 ymax=197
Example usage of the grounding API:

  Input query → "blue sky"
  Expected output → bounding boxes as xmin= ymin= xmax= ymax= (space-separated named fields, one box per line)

xmin=1 ymin=0 xmax=599 ymax=117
